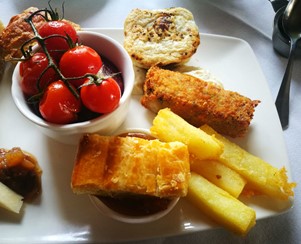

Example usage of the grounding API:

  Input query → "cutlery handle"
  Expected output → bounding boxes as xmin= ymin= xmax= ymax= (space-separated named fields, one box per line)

xmin=270 ymin=0 xmax=289 ymax=12
xmin=275 ymin=39 xmax=297 ymax=129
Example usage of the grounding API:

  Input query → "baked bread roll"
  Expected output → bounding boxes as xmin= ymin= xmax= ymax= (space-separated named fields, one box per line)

xmin=0 ymin=7 xmax=46 ymax=61
xmin=0 ymin=7 xmax=81 ymax=62
xmin=124 ymin=7 xmax=200 ymax=69
xmin=71 ymin=134 xmax=190 ymax=198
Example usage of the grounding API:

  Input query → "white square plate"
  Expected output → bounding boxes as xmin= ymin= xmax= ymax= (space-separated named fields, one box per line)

xmin=0 ymin=28 xmax=293 ymax=243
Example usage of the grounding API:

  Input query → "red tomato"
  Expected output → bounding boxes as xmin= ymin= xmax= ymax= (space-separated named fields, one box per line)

xmin=80 ymin=77 xmax=121 ymax=114
xmin=39 ymin=80 xmax=81 ymax=124
xmin=59 ymin=45 xmax=102 ymax=87
xmin=38 ymin=20 xmax=78 ymax=61
xmin=20 ymin=52 xmax=58 ymax=97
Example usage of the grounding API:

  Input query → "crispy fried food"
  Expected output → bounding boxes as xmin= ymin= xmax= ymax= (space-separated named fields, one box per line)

xmin=190 ymin=156 xmax=247 ymax=198
xmin=0 ymin=7 xmax=81 ymax=62
xmin=132 ymin=65 xmax=222 ymax=95
xmin=150 ymin=108 xmax=246 ymax=198
xmin=201 ymin=124 xmax=296 ymax=200
xmin=187 ymin=172 xmax=256 ymax=236
xmin=71 ymin=134 xmax=190 ymax=198
xmin=150 ymin=108 xmax=223 ymax=160
xmin=141 ymin=66 xmax=260 ymax=137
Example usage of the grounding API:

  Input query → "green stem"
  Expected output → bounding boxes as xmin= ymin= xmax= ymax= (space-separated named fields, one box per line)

xmin=23 ymin=8 xmax=81 ymax=100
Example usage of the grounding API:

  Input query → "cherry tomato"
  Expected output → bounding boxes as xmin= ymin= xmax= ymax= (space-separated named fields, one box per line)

xmin=38 ymin=20 xmax=78 ymax=61
xmin=39 ymin=80 xmax=81 ymax=124
xmin=80 ymin=77 xmax=121 ymax=114
xmin=20 ymin=52 xmax=58 ymax=97
xmin=59 ymin=45 xmax=102 ymax=87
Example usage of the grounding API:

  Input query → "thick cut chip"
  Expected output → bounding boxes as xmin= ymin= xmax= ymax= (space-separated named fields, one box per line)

xmin=201 ymin=124 xmax=296 ymax=200
xmin=187 ymin=173 xmax=256 ymax=235
xmin=190 ymin=156 xmax=247 ymax=198
xmin=150 ymin=108 xmax=223 ymax=160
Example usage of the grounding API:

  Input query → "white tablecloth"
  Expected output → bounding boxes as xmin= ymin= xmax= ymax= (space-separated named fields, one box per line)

xmin=0 ymin=0 xmax=300 ymax=243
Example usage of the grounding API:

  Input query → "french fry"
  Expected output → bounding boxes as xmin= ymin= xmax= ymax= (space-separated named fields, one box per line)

xmin=201 ymin=124 xmax=296 ymax=200
xmin=190 ymin=156 xmax=247 ymax=198
xmin=150 ymin=108 xmax=223 ymax=160
xmin=187 ymin=172 xmax=256 ymax=235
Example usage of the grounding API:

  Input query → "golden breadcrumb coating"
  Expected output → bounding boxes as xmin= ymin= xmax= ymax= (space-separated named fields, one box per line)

xmin=141 ymin=66 xmax=260 ymax=137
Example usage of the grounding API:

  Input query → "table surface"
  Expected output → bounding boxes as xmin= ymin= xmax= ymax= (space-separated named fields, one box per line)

xmin=0 ymin=1 xmax=300 ymax=243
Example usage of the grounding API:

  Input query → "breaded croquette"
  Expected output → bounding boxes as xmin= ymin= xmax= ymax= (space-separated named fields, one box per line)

xmin=141 ymin=66 xmax=260 ymax=137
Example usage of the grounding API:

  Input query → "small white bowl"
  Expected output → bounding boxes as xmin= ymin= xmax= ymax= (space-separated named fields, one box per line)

xmin=89 ymin=128 xmax=179 ymax=224
xmin=11 ymin=31 xmax=134 ymax=144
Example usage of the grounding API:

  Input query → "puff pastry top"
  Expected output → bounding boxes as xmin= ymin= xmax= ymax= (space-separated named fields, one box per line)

xmin=71 ymin=134 xmax=190 ymax=198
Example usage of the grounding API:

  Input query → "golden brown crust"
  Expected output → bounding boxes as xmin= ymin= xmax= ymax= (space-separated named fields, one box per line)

xmin=124 ymin=7 xmax=200 ymax=69
xmin=0 ymin=7 xmax=45 ymax=61
xmin=141 ymin=66 xmax=260 ymax=137
xmin=71 ymin=134 xmax=190 ymax=198
xmin=0 ymin=7 xmax=81 ymax=62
